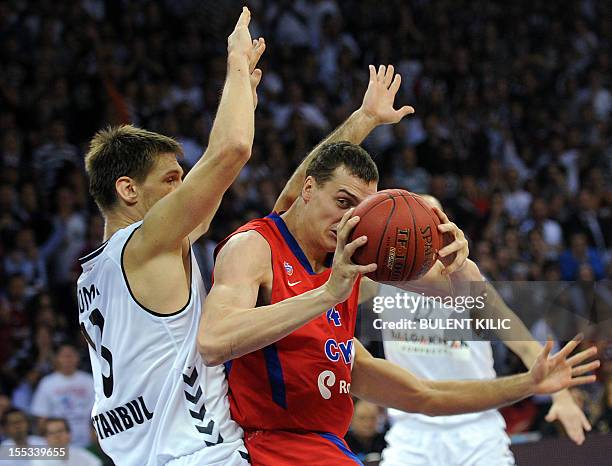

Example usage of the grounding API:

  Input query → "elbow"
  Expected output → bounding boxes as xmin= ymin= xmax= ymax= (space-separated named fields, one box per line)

xmin=197 ymin=337 xmax=227 ymax=367
xmin=223 ymin=140 xmax=252 ymax=162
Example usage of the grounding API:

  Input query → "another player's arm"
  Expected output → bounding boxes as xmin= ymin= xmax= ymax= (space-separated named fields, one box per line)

xmin=136 ymin=8 xmax=262 ymax=256
xmin=464 ymin=271 xmax=594 ymax=444
xmin=274 ymin=64 xmax=414 ymax=212
xmin=350 ymin=338 xmax=598 ymax=416
xmin=199 ymin=210 xmax=376 ymax=366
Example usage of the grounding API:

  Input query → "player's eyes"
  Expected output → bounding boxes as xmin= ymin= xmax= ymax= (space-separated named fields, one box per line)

xmin=337 ymin=199 xmax=350 ymax=208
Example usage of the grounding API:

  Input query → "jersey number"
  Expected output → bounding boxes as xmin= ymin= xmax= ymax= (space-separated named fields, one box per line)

xmin=80 ymin=309 xmax=114 ymax=398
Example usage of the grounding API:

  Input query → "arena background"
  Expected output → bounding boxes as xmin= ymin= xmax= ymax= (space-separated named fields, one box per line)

xmin=0 ymin=0 xmax=610 ymax=465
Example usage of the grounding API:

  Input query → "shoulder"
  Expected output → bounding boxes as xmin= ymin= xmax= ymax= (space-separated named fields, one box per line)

xmin=217 ymin=230 xmax=271 ymax=262
xmin=214 ymin=230 xmax=272 ymax=281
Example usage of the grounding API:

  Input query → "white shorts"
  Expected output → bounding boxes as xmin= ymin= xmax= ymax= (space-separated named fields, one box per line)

xmin=381 ymin=416 xmax=515 ymax=466
xmin=165 ymin=442 xmax=250 ymax=466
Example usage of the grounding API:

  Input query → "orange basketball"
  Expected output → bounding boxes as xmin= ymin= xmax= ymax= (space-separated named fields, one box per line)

xmin=349 ymin=189 xmax=451 ymax=282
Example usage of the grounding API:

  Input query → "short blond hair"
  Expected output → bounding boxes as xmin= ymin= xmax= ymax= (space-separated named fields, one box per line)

xmin=85 ymin=125 xmax=182 ymax=211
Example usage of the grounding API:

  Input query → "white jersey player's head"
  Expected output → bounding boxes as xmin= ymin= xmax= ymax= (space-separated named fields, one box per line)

xmin=419 ymin=194 xmax=442 ymax=210
xmin=85 ymin=125 xmax=184 ymax=221
xmin=296 ymin=142 xmax=378 ymax=254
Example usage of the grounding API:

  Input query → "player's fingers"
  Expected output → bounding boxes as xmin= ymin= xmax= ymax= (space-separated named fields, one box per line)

xmin=337 ymin=210 xmax=358 ymax=247
xmin=438 ymin=238 xmax=465 ymax=257
xmin=544 ymin=410 xmax=556 ymax=422
xmin=236 ymin=6 xmax=250 ymax=28
xmin=383 ymin=64 xmax=394 ymax=87
xmin=567 ymin=424 xmax=585 ymax=445
xmin=582 ymin=413 xmax=592 ymax=432
xmin=541 ymin=339 xmax=553 ymax=360
xmin=343 ymin=235 xmax=368 ymax=260
xmin=572 ymin=360 xmax=600 ymax=377
xmin=442 ymin=252 xmax=468 ymax=275
xmin=566 ymin=346 xmax=597 ymax=366
xmin=368 ymin=64 xmax=376 ymax=83
xmin=397 ymin=105 xmax=415 ymax=118
xmin=251 ymin=68 xmax=262 ymax=84
xmin=354 ymin=263 xmax=377 ymax=275
xmin=377 ymin=65 xmax=385 ymax=81
xmin=432 ymin=206 xmax=450 ymax=225
xmin=249 ymin=38 xmax=265 ymax=72
xmin=555 ymin=334 xmax=584 ymax=359
xmin=568 ymin=375 xmax=597 ymax=387
xmin=389 ymin=73 xmax=402 ymax=95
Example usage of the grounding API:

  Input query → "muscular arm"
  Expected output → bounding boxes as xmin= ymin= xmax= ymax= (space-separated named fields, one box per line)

xmin=351 ymin=338 xmax=597 ymax=416
xmin=274 ymin=110 xmax=379 ymax=212
xmin=135 ymin=10 xmax=261 ymax=256
xmin=198 ymin=231 xmax=339 ymax=366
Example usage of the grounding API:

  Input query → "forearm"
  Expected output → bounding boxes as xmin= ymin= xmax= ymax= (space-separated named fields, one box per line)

xmin=352 ymin=355 xmax=534 ymax=416
xmin=274 ymin=109 xmax=378 ymax=211
xmin=199 ymin=286 xmax=338 ymax=366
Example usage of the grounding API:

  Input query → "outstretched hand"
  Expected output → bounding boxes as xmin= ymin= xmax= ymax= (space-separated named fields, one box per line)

xmin=359 ymin=64 xmax=415 ymax=125
xmin=530 ymin=335 xmax=599 ymax=395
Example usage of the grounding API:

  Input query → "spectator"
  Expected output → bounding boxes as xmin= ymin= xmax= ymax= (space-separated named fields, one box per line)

xmin=559 ymin=233 xmax=605 ymax=280
xmin=30 ymin=344 xmax=94 ymax=447
xmin=1 ymin=407 xmax=44 ymax=446
xmin=31 ymin=418 xmax=101 ymax=466
xmin=345 ymin=400 xmax=386 ymax=464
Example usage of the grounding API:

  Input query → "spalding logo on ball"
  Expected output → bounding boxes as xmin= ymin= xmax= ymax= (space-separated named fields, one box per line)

xmin=349 ymin=189 xmax=452 ymax=282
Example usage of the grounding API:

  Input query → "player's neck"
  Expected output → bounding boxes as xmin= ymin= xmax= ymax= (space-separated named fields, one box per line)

xmin=103 ymin=209 xmax=144 ymax=240
xmin=282 ymin=204 xmax=329 ymax=273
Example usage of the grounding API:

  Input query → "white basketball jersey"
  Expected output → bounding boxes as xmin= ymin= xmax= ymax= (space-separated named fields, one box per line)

xmin=378 ymin=285 xmax=504 ymax=428
xmin=77 ymin=222 xmax=247 ymax=465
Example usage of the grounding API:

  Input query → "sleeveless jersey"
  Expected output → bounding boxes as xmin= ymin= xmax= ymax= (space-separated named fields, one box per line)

xmin=378 ymin=284 xmax=504 ymax=428
xmin=77 ymin=221 xmax=247 ymax=466
xmin=214 ymin=213 xmax=362 ymax=439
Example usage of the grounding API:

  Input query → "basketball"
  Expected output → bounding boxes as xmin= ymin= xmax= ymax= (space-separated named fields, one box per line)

xmin=350 ymin=189 xmax=452 ymax=282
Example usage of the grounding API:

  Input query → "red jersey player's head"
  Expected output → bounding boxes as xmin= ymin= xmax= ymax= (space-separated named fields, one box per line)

xmin=299 ymin=141 xmax=378 ymax=253
xmin=85 ymin=125 xmax=184 ymax=221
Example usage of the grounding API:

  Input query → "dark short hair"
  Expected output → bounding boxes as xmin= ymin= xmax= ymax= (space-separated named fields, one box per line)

xmin=85 ymin=125 xmax=182 ymax=211
xmin=45 ymin=417 xmax=70 ymax=434
xmin=306 ymin=141 xmax=378 ymax=185
xmin=1 ymin=407 xmax=26 ymax=426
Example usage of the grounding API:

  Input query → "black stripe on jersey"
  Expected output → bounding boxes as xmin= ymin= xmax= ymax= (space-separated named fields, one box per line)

xmin=120 ymin=225 xmax=193 ymax=317
xmin=78 ymin=241 xmax=109 ymax=264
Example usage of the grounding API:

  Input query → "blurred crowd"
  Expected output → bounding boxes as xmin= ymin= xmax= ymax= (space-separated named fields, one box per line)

xmin=0 ymin=0 xmax=610 ymax=458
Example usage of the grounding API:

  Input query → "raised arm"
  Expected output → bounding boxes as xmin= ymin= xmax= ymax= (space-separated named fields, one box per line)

xmin=139 ymin=8 xmax=263 ymax=253
xmin=199 ymin=209 xmax=377 ymax=365
xmin=274 ymin=64 xmax=414 ymax=212
xmin=351 ymin=338 xmax=598 ymax=416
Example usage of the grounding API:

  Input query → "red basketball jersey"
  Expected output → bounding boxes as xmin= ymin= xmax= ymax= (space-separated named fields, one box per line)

xmin=214 ymin=212 xmax=361 ymax=439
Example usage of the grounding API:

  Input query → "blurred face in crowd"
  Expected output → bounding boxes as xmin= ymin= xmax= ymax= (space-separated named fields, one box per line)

xmin=4 ymin=411 xmax=29 ymax=443
xmin=301 ymin=166 xmax=377 ymax=254
xmin=55 ymin=345 xmax=79 ymax=376
xmin=45 ymin=420 xmax=70 ymax=447
xmin=351 ymin=400 xmax=380 ymax=439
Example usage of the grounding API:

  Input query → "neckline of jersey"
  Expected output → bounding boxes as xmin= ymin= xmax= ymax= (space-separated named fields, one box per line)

xmin=266 ymin=212 xmax=333 ymax=275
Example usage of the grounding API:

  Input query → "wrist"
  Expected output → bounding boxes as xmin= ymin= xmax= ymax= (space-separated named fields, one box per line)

xmin=227 ymin=52 xmax=249 ymax=70
xmin=551 ymin=389 xmax=572 ymax=403
xmin=354 ymin=107 xmax=381 ymax=130
xmin=321 ymin=282 xmax=344 ymax=308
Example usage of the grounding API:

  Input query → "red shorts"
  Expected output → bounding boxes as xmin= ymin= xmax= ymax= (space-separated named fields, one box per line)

xmin=244 ymin=430 xmax=363 ymax=466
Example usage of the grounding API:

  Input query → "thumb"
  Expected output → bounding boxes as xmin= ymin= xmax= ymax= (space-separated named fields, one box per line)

xmin=399 ymin=105 xmax=415 ymax=117
xmin=250 ymin=68 xmax=262 ymax=87
xmin=545 ymin=410 xmax=557 ymax=422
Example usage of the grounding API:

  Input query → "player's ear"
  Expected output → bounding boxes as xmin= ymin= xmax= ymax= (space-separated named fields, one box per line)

xmin=302 ymin=176 xmax=315 ymax=203
xmin=116 ymin=176 xmax=138 ymax=205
